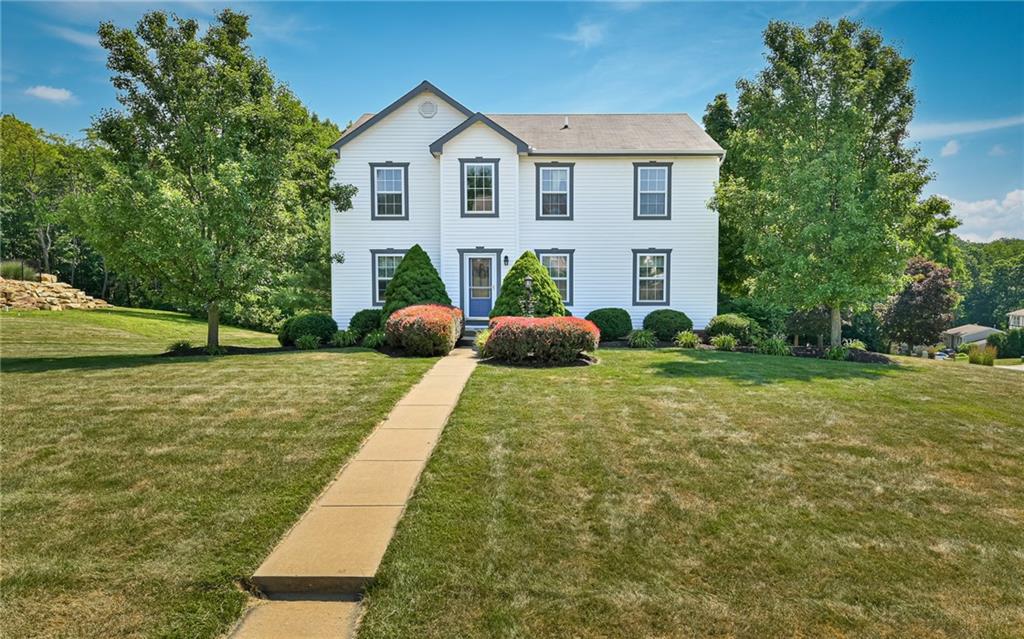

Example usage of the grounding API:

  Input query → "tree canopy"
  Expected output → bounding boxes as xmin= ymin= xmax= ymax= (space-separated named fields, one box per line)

xmin=711 ymin=19 xmax=933 ymax=344
xmin=881 ymin=257 xmax=958 ymax=347
xmin=70 ymin=10 xmax=353 ymax=348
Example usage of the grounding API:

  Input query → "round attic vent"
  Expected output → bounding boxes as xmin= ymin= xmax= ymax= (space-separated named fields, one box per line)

xmin=418 ymin=100 xmax=437 ymax=118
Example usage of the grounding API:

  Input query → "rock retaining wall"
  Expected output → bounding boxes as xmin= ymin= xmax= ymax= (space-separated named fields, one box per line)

xmin=1 ymin=275 xmax=110 ymax=311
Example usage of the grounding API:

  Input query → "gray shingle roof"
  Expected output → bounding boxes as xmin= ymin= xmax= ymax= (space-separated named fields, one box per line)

xmin=486 ymin=113 xmax=723 ymax=155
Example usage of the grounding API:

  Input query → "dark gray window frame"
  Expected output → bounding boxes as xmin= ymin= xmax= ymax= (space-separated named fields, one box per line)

xmin=457 ymin=247 xmax=503 ymax=323
xmin=370 ymin=248 xmax=408 ymax=306
xmin=535 ymin=248 xmax=575 ymax=306
xmin=459 ymin=158 xmax=500 ymax=218
xmin=632 ymin=248 xmax=671 ymax=306
xmin=633 ymin=162 xmax=673 ymax=220
xmin=535 ymin=162 xmax=574 ymax=220
xmin=369 ymin=162 xmax=410 ymax=221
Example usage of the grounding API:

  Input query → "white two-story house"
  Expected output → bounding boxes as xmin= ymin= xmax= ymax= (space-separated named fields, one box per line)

xmin=330 ymin=81 xmax=723 ymax=329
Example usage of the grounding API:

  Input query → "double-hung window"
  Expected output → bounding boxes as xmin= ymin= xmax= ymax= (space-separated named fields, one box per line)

xmin=536 ymin=163 xmax=573 ymax=219
xmin=370 ymin=162 xmax=409 ymax=220
xmin=633 ymin=162 xmax=672 ymax=219
xmin=460 ymin=158 xmax=499 ymax=216
xmin=536 ymin=249 xmax=574 ymax=305
xmin=371 ymin=249 xmax=407 ymax=305
xmin=633 ymin=249 xmax=671 ymax=305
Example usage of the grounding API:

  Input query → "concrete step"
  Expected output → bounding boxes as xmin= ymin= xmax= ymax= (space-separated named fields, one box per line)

xmin=232 ymin=598 xmax=359 ymax=639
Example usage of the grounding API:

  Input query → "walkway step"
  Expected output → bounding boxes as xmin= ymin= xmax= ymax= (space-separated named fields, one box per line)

xmin=231 ymin=598 xmax=359 ymax=639
xmin=238 ymin=347 xmax=478 ymax=635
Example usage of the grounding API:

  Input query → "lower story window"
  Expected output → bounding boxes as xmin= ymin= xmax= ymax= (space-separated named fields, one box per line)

xmin=372 ymin=250 xmax=406 ymax=305
xmin=633 ymin=249 xmax=671 ymax=305
xmin=536 ymin=249 xmax=573 ymax=305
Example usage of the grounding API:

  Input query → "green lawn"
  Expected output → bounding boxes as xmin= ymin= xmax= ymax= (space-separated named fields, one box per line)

xmin=359 ymin=349 xmax=1024 ymax=639
xmin=0 ymin=308 xmax=436 ymax=638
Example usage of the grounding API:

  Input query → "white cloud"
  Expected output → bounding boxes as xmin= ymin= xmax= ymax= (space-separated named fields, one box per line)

xmin=556 ymin=21 xmax=607 ymax=49
xmin=989 ymin=144 xmax=1009 ymax=157
xmin=940 ymin=140 xmax=960 ymax=157
xmin=910 ymin=115 xmax=1024 ymax=141
xmin=24 ymin=85 xmax=74 ymax=103
xmin=945 ymin=189 xmax=1024 ymax=242
xmin=44 ymin=24 xmax=101 ymax=49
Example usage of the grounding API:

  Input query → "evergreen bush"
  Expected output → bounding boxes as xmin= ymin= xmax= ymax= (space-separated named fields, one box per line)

xmin=585 ymin=308 xmax=632 ymax=341
xmin=381 ymin=245 xmax=451 ymax=318
xmin=489 ymin=251 xmax=567 ymax=318
xmin=642 ymin=309 xmax=693 ymax=342
xmin=349 ymin=308 xmax=384 ymax=339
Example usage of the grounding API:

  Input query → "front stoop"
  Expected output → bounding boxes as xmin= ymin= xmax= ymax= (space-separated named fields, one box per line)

xmin=233 ymin=348 xmax=478 ymax=638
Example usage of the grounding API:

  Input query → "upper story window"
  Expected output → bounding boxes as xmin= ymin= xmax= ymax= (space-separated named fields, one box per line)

xmin=370 ymin=162 xmax=409 ymax=220
xmin=633 ymin=162 xmax=672 ymax=219
xmin=633 ymin=249 xmax=671 ymax=305
xmin=371 ymin=249 xmax=407 ymax=305
xmin=460 ymin=158 xmax=499 ymax=217
xmin=536 ymin=163 xmax=574 ymax=219
xmin=536 ymin=249 xmax=574 ymax=305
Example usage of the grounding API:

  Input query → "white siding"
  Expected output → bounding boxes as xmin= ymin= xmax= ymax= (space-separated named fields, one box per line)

xmin=330 ymin=92 xmax=464 ymax=327
xmin=330 ymin=91 xmax=720 ymax=331
xmin=519 ymin=156 xmax=719 ymax=328
xmin=438 ymin=123 xmax=520 ymax=317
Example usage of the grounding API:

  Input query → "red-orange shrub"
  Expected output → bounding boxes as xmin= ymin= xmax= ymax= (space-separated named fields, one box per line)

xmin=385 ymin=304 xmax=463 ymax=356
xmin=484 ymin=316 xmax=600 ymax=364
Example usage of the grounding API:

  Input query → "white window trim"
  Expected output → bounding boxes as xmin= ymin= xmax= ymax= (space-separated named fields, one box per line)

xmin=633 ymin=249 xmax=671 ymax=306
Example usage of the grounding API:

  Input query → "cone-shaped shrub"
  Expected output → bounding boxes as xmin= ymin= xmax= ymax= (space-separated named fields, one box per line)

xmin=382 ymin=244 xmax=451 ymax=318
xmin=489 ymin=251 xmax=567 ymax=318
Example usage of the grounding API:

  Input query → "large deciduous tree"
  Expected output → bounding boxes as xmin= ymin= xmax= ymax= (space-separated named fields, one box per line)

xmin=75 ymin=10 xmax=353 ymax=348
xmin=712 ymin=19 xmax=931 ymax=345
xmin=881 ymin=257 xmax=957 ymax=347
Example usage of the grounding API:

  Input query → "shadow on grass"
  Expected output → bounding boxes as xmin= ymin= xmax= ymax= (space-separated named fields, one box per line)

xmin=1 ymin=347 xmax=382 ymax=374
xmin=651 ymin=350 xmax=906 ymax=385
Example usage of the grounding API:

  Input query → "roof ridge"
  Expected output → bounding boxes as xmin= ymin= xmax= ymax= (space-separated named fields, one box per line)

xmin=487 ymin=112 xmax=694 ymax=116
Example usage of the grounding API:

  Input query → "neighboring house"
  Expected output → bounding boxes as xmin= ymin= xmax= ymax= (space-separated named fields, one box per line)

xmin=329 ymin=81 xmax=723 ymax=329
xmin=940 ymin=324 xmax=1003 ymax=349
xmin=1008 ymin=309 xmax=1024 ymax=329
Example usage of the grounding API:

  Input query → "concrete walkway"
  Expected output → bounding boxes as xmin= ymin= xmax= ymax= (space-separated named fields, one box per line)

xmin=231 ymin=348 xmax=477 ymax=638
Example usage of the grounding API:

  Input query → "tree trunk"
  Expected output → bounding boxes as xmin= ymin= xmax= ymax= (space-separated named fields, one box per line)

xmin=830 ymin=305 xmax=842 ymax=347
xmin=207 ymin=302 xmax=220 ymax=350
xmin=793 ymin=334 xmax=799 ymax=346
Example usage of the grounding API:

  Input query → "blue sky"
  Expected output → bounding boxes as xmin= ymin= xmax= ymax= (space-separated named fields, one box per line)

xmin=2 ymin=1 xmax=1022 ymax=241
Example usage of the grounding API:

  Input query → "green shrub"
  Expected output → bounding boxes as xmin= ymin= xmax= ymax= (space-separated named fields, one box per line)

xmin=331 ymin=329 xmax=358 ymax=347
xmin=484 ymin=317 xmax=599 ymax=364
xmin=362 ymin=329 xmax=386 ymax=350
xmin=349 ymin=309 xmax=384 ymax=339
xmin=490 ymin=251 xmax=567 ymax=318
xmin=474 ymin=328 xmax=491 ymax=354
xmin=165 ymin=340 xmax=192 ymax=355
xmin=955 ymin=353 xmax=968 ymax=361
xmin=674 ymin=330 xmax=700 ymax=348
xmin=295 ymin=334 xmax=320 ymax=350
xmin=755 ymin=335 xmax=790 ymax=356
xmin=988 ymin=329 xmax=1023 ymax=359
xmin=825 ymin=345 xmax=849 ymax=361
xmin=968 ymin=344 xmax=996 ymax=366
xmin=844 ymin=338 xmax=866 ymax=351
xmin=278 ymin=312 xmax=338 ymax=347
xmin=627 ymin=329 xmax=656 ymax=348
xmin=385 ymin=304 xmax=463 ymax=356
xmin=381 ymin=245 xmax=451 ymax=318
xmin=957 ymin=342 xmax=972 ymax=355
xmin=706 ymin=313 xmax=760 ymax=345
xmin=642 ymin=309 xmax=693 ymax=342
xmin=710 ymin=334 xmax=737 ymax=351
xmin=1 ymin=260 xmax=38 ymax=281
xmin=585 ymin=308 xmax=632 ymax=342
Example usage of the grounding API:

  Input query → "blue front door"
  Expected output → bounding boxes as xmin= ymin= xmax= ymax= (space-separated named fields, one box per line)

xmin=467 ymin=256 xmax=494 ymax=320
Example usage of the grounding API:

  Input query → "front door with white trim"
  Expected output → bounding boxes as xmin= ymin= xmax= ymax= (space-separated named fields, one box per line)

xmin=465 ymin=254 xmax=496 ymax=321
